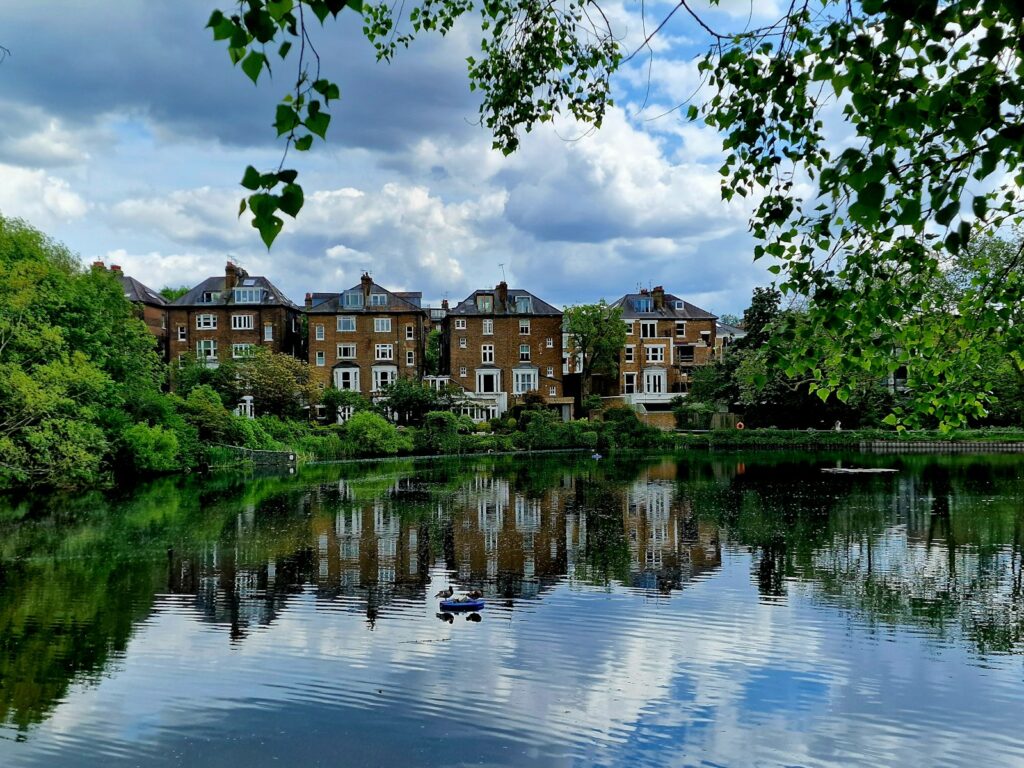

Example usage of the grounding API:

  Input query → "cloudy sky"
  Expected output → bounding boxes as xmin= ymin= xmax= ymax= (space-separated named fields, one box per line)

xmin=0 ymin=0 xmax=783 ymax=313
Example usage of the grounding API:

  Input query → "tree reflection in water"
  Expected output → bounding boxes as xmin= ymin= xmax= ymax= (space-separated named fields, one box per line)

xmin=0 ymin=451 xmax=1021 ymax=735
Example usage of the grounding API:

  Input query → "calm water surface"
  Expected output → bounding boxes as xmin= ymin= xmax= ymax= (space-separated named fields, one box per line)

xmin=1 ymin=451 xmax=1023 ymax=767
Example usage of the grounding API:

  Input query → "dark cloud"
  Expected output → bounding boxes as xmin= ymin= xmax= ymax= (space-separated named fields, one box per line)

xmin=0 ymin=0 xmax=479 ymax=153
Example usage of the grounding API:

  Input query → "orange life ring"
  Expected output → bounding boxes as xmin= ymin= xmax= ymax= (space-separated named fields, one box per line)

xmin=735 ymin=421 xmax=745 ymax=430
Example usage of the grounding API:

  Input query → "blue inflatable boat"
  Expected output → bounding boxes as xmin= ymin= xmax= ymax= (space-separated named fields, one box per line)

xmin=440 ymin=597 xmax=485 ymax=611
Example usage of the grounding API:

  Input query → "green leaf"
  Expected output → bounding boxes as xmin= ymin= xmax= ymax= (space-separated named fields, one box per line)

xmin=274 ymin=104 xmax=300 ymax=135
xmin=241 ymin=165 xmax=262 ymax=190
xmin=278 ymin=183 xmax=304 ymax=217
xmin=294 ymin=135 xmax=313 ymax=151
xmin=278 ymin=41 xmax=292 ymax=59
xmin=305 ymin=110 xmax=331 ymax=139
xmin=347 ymin=0 xmax=365 ymax=13
xmin=256 ymin=214 xmax=284 ymax=248
xmin=241 ymin=50 xmax=267 ymax=84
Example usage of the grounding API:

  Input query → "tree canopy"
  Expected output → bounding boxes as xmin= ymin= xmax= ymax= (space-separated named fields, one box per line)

xmin=563 ymin=301 xmax=626 ymax=395
xmin=210 ymin=0 xmax=1024 ymax=428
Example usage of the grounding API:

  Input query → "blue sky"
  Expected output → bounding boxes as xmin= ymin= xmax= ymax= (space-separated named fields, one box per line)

xmin=0 ymin=0 xmax=783 ymax=313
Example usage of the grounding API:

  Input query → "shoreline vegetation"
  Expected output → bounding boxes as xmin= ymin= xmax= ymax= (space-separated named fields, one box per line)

xmin=2 ymin=214 xmax=1022 ymax=493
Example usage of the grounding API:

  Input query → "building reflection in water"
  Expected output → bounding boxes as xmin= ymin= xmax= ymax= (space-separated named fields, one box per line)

xmin=164 ymin=460 xmax=723 ymax=636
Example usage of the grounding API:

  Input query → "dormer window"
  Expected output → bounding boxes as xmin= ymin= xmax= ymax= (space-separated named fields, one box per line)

xmin=674 ymin=300 xmax=685 ymax=310
xmin=634 ymin=297 xmax=653 ymax=312
xmin=233 ymin=287 xmax=263 ymax=303
xmin=515 ymin=296 xmax=533 ymax=313
xmin=370 ymin=293 xmax=388 ymax=306
xmin=477 ymin=294 xmax=494 ymax=312
xmin=200 ymin=291 xmax=220 ymax=303
xmin=343 ymin=292 xmax=364 ymax=308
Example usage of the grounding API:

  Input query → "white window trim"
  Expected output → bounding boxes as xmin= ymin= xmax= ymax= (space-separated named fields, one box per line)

xmin=337 ymin=344 xmax=356 ymax=360
xmin=405 ymin=324 xmax=415 ymax=341
xmin=406 ymin=350 xmax=415 ymax=367
xmin=513 ymin=369 xmax=538 ymax=395
xmin=625 ymin=320 xmax=635 ymax=335
xmin=646 ymin=345 xmax=666 ymax=363
xmin=196 ymin=314 xmax=217 ymax=330
xmin=196 ymin=339 xmax=218 ymax=358
xmin=231 ymin=314 xmax=254 ymax=331
xmin=481 ymin=344 xmax=494 ymax=364
xmin=375 ymin=343 xmax=394 ymax=361
xmin=263 ymin=324 xmax=274 ymax=341
xmin=482 ymin=319 xmax=494 ymax=335
xmin=545 ymin=337 xmax=554 ymax=348
xmin=519 ymin=344 xmax=531 ymax=362
xmin=640 ymin=320 xmax=658 ymax=339
xmin=337 ymin=315 xmax=356 ymax=332
xmin=624 ymin=345 xmax=635 ymax=363
xmin=455 ymin=318 xmax=467 ymax=330
xmin=459 ymin=337 xmax=468 ymax=349
xmin=519 ymin=319 xmax=530 ymax=335
xmin=177 ymin=326 xmax=187 ymax=342
xmin=315 ymin=350 xmax=326 ymax=367
xmin=315 ymin=324 xmax=325 ymax=340
xmin=374 ymin=317 xmax=392 ymax=333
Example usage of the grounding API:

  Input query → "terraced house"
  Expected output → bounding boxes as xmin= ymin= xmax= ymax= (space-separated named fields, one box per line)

xmin=611 ymin=287 xmax=717 ymax=407
xmin=305 ymin=273 xmax=427 ymax=395
xmin=445 ymin=282 xmax=572 ymax=421
xmin=168 ymin=262 xmax=302 ymax=367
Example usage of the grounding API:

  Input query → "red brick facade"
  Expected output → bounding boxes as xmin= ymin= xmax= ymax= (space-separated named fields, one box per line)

xmin=305 ymin=274 xmax=426 ymax=394
xmin=447 ymin=284 xmax=564 ymax=404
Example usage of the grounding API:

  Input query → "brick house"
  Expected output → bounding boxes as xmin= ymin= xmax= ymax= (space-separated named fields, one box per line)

xmin=94 ymin=261 xmax=170 ymax=361
xmin=446 ymin=282 xmax=571 ymax=421
xmin=610 ymin=287 xmax=717 ymax=407
xmin=305 ymin=273 xmax=427 ymax=395
xmin=168 ymin=262 xmax=302 ymax=369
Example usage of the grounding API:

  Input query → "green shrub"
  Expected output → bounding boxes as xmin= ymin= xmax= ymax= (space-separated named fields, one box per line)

xmin=121 ymin=423 xmax=180 ymax=473
xmin=344 ymin=411 xmax=411 ymax=456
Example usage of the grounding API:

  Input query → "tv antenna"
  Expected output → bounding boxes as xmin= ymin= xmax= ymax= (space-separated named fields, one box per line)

xmin=499 ymin=263 xmax=507 ymax=282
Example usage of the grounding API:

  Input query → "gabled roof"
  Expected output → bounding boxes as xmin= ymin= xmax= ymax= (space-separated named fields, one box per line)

xmin=306 ymin=281 xmax=425 ymax=314
xmin=118 ymin=274 xmax=167 ymax=307
xmin=450 ymin=288 xmax=561 ymax=317
xmin=611 ymin=292 xmax=716 ymax=320
xmin=172 ymin=275 xmax=299 ymax=309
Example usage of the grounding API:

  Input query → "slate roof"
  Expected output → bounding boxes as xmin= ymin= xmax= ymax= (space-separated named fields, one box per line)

xmin=306 ymin=281 xmax=425 ymax=314
xmin=172 ymin=274 xmax=299 ymax=309
xmin=449 ymin=288 xmax=561 ymax=317
xmin=611 ymin=292 xmax=716 ymax=320
xmin=118 ymin=274 xmax=167 ymax=307
xmin=716 ymin=321 xmax=747 ymax=337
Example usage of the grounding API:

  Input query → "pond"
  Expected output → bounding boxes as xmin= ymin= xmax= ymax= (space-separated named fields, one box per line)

xmin=1 ymin=451 xmax=1023 ymax=767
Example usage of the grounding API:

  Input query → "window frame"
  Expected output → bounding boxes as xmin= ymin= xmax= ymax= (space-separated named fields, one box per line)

xmin=374 ymin=317 xmax=392 ymax=333
xmin=481 ymin=344 xmax=494 ymax=364
xmin=315 ymin=324 xmax=325 ymax=341
xmin=337 ymin=344 xmax=356 ymax=360
xmin=231 ymin=313 xmax=254 ymax=331
xmin=337 ymin=315 xmax=356 ymax=332
xmin=519 ymin=344 xmax=531 ymax=362
xmin=375 ymin=343 xmax=394 ymax=361
xmin=195 ymin=314 xmax=217 ymax=330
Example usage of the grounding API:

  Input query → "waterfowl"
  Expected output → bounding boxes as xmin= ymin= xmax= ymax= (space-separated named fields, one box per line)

xmin=435 ymin=586 xmax=454 ymax=599
xmin=466 ymin=590 xmax=484 ymax=599
xmin=465 ymin=613 xmax=482 ymax=622
xmin=436 ymin=612 xmax=455 ymax=624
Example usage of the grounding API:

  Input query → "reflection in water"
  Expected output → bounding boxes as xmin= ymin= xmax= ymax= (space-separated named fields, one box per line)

xmin=0 ymin=453 xmax=1022 ymax=766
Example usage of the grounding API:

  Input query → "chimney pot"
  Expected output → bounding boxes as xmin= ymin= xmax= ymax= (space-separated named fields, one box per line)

xmin=304 ymin=292 xmax=313 ymax=310
xmin=91 ymin=260 xmax=105 ymax=270
xmin=441 ymin=299 xmax=449 ymax=310
xmin=110 ymin=264 xmax=122 ymax=272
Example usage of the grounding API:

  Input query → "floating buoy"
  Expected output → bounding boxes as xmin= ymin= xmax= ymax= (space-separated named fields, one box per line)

xmin=736 ymin=421 xmax=745 ymax=430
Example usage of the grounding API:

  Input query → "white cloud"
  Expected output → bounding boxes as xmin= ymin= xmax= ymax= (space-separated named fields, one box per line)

xmin=0 ymin=164 xmax=88 ymax=224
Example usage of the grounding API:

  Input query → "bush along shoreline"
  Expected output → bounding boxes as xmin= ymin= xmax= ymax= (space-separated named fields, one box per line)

xmin=672 ymin=427 xmax=1024 ymax=451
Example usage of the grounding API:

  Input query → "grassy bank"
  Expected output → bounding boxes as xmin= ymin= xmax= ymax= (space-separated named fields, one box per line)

xmin=673 ymin=427 xmax=1024 ymax=450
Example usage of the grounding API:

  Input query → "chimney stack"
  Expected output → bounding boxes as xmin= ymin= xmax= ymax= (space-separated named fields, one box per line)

xmin=110 ymin=264 xmax=122 ymax=273
xmin=224 ymin=262 xmax=239 ymax=290
xmin=441 ymin=299 xmax=449 ymax=310
xmin=496 ymin=281 xmax=509 ymax=310
xmin=652 ymin=285 xmax=665 ymax=310
xmin=361 ymin=272 xmax=373 ymax=302
xmin=91 ymin=260 xmax=106 ymax=270
xmin=305 ymin=292 xmax=313 ymax=310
